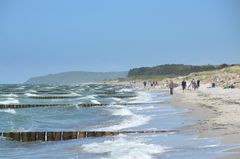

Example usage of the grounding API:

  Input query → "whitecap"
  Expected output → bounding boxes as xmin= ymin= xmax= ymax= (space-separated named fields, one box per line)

xmin=68 ymin=92 xmax=81 ymax=97
xmin=111 ymin=98 xmax=121 ymax=102
xmin=111 ymin=108 xmax=133 ymax=116
xmin=29 ymin=89 xmax=37 ymax=93
xmin=82 ymin=95 xmax=97 ymax=100
xmin=117 ymin=88 xmax=133 ymax=93
xmin=130 ymin=106 xmax=155 ymax=111
xmin=200 ymin=144 xmax=220 ymax=148
xmin=98 ymin=108 xmax=150 ymax=131
xmin=24 ymin=93 xmax=38 ymax=97
xmin=91 ymin=100 xmax=101 ymax=104
xmin=16 ymin=86 xmax=25 ymax=89
xmin=0 ymin=109 xmax=16 ymax=114
xmin=103 ymin=115 xmax=150 ymax=131
xmin=81 ymin=137 xmax=165 ymax=159
xmin=0 ymin=98 xmax=19 ymax=104
xmin=128 ymin=92 xmax=152 ymax=103
xmin=1 ymin=93 xmax=18 ymax=98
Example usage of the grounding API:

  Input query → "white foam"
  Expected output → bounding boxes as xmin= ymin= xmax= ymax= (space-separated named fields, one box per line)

xmin=0 ymin=109 xmax=16 ymax=114
xmin=128 ymin=92 xmax=161 ymax=104
xmin=81 ymin=137 xmax=165 ymax=159
xmin=29 ymin=89 xmax=37 ymax=93
xmin=16 ymin=86 xmax=25 ymax=89
xmin=43 ymin=86 xmax=55 ymax=89
xmin=68 ymin=92 xmax=81 ymax=96
xmin=98 ymin=108 xmax=150 ymax=131
xmin=129 ymin=92 xmax=152 ymax=103
xmin=1 ymin=93 xmax=18 ymax=97
xmin=0 ymin=98 xmax=19 ymax=104
xmin=131 ymin=106 xmax=155 ymax=111
xmin=111 ymin=108 xmax=134 ymax=116
xmin=82 ymin=95 xmax=97 ymax=100
xmin=117 ymin=88 xmax=133 ymax=93
xmin=200 ymin=144 xmax=220 ymax=148
xmin=91 ymin=100 xmax=101 ymax=104
xmin=25 ymin=93 xmax=38 ymax=97
xmin=105 ymin=115 xmax=150 ymax=131
xmin=111 ymin=98 xmax=121 ymax=102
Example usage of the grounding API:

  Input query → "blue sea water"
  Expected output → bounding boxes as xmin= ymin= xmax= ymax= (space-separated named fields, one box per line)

xmin=0 ymin=84 xmax=238 ymax=159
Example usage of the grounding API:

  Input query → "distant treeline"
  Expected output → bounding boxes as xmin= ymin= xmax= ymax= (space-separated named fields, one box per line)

xmin=128 ymin=64 xmax=234 ymax=78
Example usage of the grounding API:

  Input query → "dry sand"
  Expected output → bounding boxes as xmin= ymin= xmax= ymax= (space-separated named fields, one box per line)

xmin=169 ymin=83 xmax=240 ymax=158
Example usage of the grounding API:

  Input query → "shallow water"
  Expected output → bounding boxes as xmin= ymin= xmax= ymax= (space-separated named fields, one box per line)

xmin=0 ymin=84 xmax=238 ymax=159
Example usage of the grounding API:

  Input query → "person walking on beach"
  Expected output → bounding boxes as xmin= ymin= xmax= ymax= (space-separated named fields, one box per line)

xmin=190 ymin=79 xmax=197 ymax=90
xmin=169 ymin=80 xmax=174 ymax=95
xmin=182 ymin=80 xmax=187 ymax=92
xmin=197 ymin=79 xmax=200 ymax=88
xmin=143 ymin=81 xmax=147 ymax=87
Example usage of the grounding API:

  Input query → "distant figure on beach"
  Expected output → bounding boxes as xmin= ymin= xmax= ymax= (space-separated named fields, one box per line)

xmin=191 ymin=79 xmax=197 ymax=90
xmin=212 ymin=82 xmax=215 ymax=88
xmin=143 ymin=81 xmax=147 ymax=87
xmin=197 ymin=80 xmax=200 ymax=88
xmin=169 ymin=80 xmax=174 ymax=95
xmin=182 ymin=80 xmax=187 ymax=92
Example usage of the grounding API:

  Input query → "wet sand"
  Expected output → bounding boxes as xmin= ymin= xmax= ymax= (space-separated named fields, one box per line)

xmin=170 ymin=84 xmax=240 ymax=158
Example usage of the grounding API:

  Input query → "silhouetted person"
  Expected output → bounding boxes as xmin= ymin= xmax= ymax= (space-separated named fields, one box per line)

xmin=197 ymin=80 xmax=200 ymax=88
xmin=182 ymin=80 xmax=187 ymax=92
xmin=169 ymin=80 xmax=174 ymax=95
xmin=191 ymin=79 xmax=197 ymax=90
xmin=212 ymin=83 xmax=215 ymax=88
xmin=143 ymin=81 xmax=147 ymax=87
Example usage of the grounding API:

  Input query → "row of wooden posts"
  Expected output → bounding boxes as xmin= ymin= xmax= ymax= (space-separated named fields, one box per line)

xmin=0 ymin=103 xmax=137 ymax=109
xmin=0 ymin=102 xmax=163 ymax=109
xmin=28 ymin=95 xmax=135 ymax=99
xmin=1 ymin=130 xmax=176 ymax=142
xmin=0 ymin=93 xmax=168 ymax=143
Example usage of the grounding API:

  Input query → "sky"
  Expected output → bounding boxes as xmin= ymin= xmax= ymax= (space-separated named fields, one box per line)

xmin=0 ymin=0 xmax=239 ymax=83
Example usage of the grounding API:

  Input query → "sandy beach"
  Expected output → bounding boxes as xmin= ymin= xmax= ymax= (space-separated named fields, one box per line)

xmin=169 ymin=83 xmax=240 ymax=158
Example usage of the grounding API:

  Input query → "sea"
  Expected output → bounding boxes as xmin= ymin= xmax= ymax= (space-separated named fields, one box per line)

xmin=0 ymin=84 xmax=238 ymax=159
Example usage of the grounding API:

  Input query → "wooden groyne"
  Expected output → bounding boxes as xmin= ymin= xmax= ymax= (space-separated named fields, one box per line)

xmin=28 ymin=95 xmax=135 ymax=99
xmin=28 ymin=96 xmax=79 ymax=99
xmin=98 ymin=95 xmax=135 ymax=99
xmin=95 ymin=91 xmax=116 ymax=94
xmin=0 ymin=104 xmax=69 ymax=109
xmin=0 ymin=102 xmax=163 ymax=109
xmin=0 ymin=130 xmax=176 ymax=142
xmin=0 ymin=103 xmax=129 ymax=109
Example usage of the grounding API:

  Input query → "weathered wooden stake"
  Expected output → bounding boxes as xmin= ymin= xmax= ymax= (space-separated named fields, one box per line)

xmin=1 ymin=130 xmax=176 ymax=142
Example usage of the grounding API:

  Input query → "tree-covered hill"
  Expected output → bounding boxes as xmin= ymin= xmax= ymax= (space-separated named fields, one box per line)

xmin=128 ymin=64 xmax=233 ymax=78
xmin=25 ymin=71 xmax=128 ymax=84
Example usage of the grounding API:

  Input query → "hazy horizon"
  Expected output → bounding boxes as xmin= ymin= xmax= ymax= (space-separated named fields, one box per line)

xmin=0 ymin=63 xmax=238 ymax=84
xmin=0 ymin=0 xmax=239 ymax=83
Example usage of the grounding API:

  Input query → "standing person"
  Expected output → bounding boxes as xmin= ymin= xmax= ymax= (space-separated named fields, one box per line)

xmin=197 ymin=80 xmax=200 ymax=88
xmin=169 ymin=80 xmax=174 ymax=95
xmin=182 ymin=80 xmax=187 ymax=92
xmin=191 ymin=79 xmax=197 ymax=90
xmin=143 ymin=81 xmax=147 ymax=87
xmin=192 ymin=79 xmax=197 ymax=90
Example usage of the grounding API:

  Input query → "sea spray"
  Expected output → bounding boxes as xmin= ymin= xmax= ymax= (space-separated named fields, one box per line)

xmin=0 ymin=98 xmax=19 ymax=104
xmin=0 ymin=109 xmax=16 ymax=114
xmin=81 ymin=137 xmax=166 ymax=159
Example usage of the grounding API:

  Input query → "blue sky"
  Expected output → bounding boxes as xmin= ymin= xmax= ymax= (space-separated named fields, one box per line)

xmin=0 ymin=0 xmax=239 ymax=83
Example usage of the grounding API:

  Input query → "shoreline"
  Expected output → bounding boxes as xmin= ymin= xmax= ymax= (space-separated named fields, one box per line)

xmin=169 ymin=84 xmax=240 ymax=158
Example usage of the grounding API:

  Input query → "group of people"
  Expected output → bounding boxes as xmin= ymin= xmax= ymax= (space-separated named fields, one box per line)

xmin=186 ymin=79 xmax=200 ymax=91
xmin=142 ymin=79 xmax=201 ymax=95
xmin=182 ymin=79 xmax=201 ymax=92
xmin=143 ymin=81 xmax=158 ymax=87
xmin=169 ymin=79 xmax=201 ymax=95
